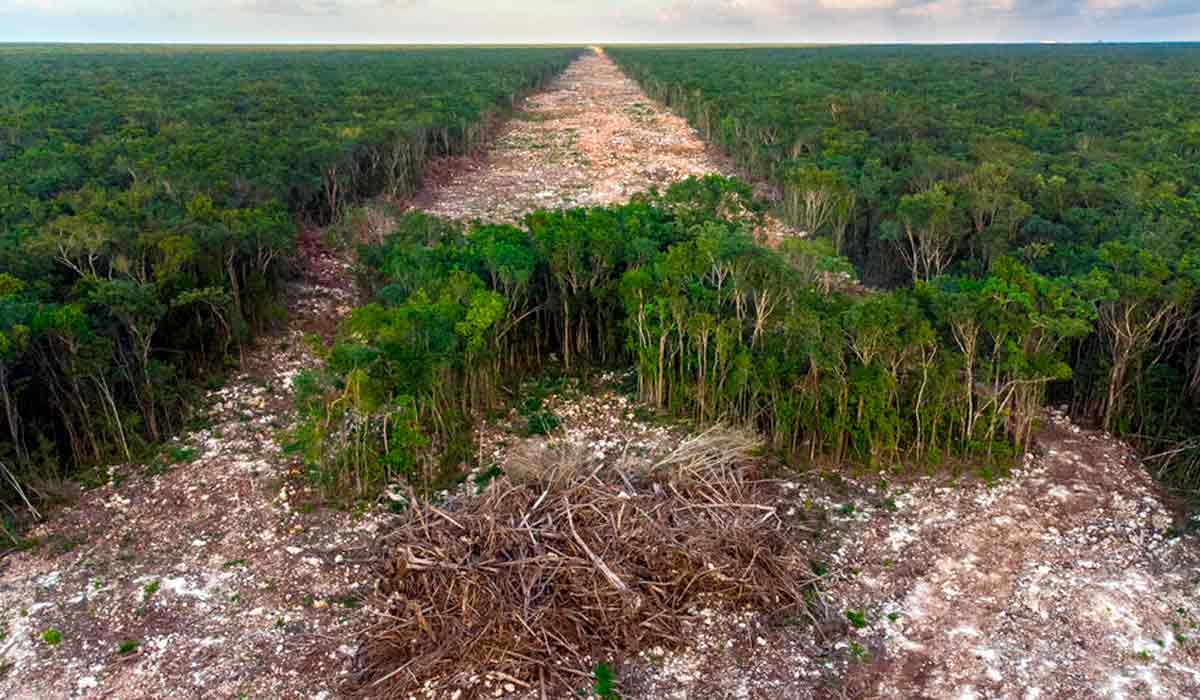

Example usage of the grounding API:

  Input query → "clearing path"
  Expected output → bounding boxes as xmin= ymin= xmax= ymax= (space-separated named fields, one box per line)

xmin=0 ymin=48 xmax=763 ymax=699
xmin=412 ymin=47 xmax=782 ymax=231
xmin=1 ymin=46 xmax=1197 ymax=700
xmin=0 ymin=226 xmax=376 ymax=699
xmin=833 ymin=413 xmax=1200 ymax=699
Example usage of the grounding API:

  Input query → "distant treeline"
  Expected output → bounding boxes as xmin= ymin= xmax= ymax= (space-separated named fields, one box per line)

xmin=608 ymin=46 xmax=1200 ymax=506
xmin=0 ymin=46 xmax=581 ymax=508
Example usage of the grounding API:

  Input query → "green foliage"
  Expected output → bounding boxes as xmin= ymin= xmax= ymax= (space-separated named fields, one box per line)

xmin=41 ymin=628 xmax=61 ymax=646
xmin=168 ymin=446 xmax=199 ymax=463
xmin=610 ymin=46 xmax=1200 ymax=504
xmin=525 ymin=411 xmax=561 ymax=436
xmin=592 ymin=661 xmax=619 ymax=700
xmin=116 ymin=640 xmax=138 ymax=655
xmin=609 ymin=45 xmax=1200 ymax=283
xmin=298 ymin=176 xmax=1095 ymax=501
xmin=0 ymin=45 xmax=581 ymax=509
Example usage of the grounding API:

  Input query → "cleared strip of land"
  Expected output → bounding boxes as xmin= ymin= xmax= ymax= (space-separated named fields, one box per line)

xmin=1 ymin=47 xmax=1196 ymax=700
xmin=413 ymin=48 xmax=737 ymax=223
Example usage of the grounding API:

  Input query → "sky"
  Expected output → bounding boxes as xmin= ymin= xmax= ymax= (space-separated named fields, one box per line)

xmin=0 ymin=0 xmax=1198 ymax=44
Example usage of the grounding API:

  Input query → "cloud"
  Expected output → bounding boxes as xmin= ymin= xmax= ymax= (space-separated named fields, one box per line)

xmin=4 ymin=0 xmax=154 ymax=16
xmin=647 ymin=0 xmax=1028 ymax=37
xmin=222 ymin=0 xmax=423 ymax=17
xmin=1080 ymin=0 xmax=1199 ymax=17
xmin=0 ymin=0 xmax=1196 ymax=42
xmin=640 ymin=0 xmax=1199 ymax=40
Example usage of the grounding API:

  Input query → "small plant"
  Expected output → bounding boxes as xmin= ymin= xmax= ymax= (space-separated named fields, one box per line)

xmin=169 ymin=446 xmax=199 ymax=463
xmin=143 ymin=579 xmax=160 ymax=600
xmin=525 ymin=410 xmax=560 ymax=436
xmin=518 ymin=391 xmax=562 ymax=436
xmin=592 ymin=661 xmax=619 ymax=700
xmin=117 ymin=640 xmax=138 ymax=655
xmin=472 ymin=465 xmax=504 ymax=493
xmin=41 ymin=628 xmax=62 ymax=646
xmin=845 ymin=609 xmax=868 ymax=629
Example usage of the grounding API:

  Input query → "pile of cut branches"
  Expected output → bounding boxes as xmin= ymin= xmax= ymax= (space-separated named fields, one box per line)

xmin=351 ymin=427 xmax=820 ymax=697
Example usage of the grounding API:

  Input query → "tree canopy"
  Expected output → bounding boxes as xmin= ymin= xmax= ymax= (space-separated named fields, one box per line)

xmin=0 ymin=45 xmax=580 ymax=503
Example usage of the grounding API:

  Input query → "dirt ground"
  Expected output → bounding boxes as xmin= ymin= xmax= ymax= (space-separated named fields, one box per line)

xmin=0 ymin=225 xmax=382 ymax=699
xmin=411 ymin=47 xmax=788 ymax=242
xmin=480 ymin=383 xmax=1200 ymax=700
xmin=412 ymin=47 xmax=729 ymax=223
xmin=2 ymin=48 xmax=1198 ymax=700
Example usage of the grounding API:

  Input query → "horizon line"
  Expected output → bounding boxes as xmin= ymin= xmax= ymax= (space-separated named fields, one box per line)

xmin=2 ymin=39 xmax=1200 ymax=47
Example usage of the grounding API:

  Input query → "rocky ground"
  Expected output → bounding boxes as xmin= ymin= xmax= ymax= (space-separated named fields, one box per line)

xmin=480 ymin=381 xmax=1200 ymax=700
xmin=411 ymin=47 xmax=789 ymax=240
xmin=412 ymin=47 xmax=729 ymax=224
xmin=2 ymin=48 xmax=1198 ymax=700
xmin=0 ymin=227 xmax=382 ymax=699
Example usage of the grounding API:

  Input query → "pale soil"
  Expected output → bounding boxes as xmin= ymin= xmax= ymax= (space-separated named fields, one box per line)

xmin=411 ymin=47 xmax=789 ymax=242
xmin=0 ymin=49 xmax=772 ymax=699
xmin=493 ymin=393 xmax=1200 ymax=700
xmin=0 ymin=228 xmax=381 ymax=699
xmin=413 ymin=48 xmax=725 ymax=222
xmin=826 ymin=411 xmax=1200 ymax=699
xmin=2 ymin=48 xmax=1198 ymax=700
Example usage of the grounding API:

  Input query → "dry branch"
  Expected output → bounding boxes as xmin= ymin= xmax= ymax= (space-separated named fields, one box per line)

xmin=350 ymin=427 xmax=818 ymax=697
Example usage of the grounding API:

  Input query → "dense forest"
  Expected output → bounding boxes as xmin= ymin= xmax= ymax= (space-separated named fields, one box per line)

xmin=606 ymin=46 xmax=1200 ymax=507
xmin=1 ymin=36 xmax=1195 ymax=700
xmin=290 ymin=177 xmax=1090 ymax=500
xmin=0 ymin=46 xmax=581 ymax=508
xmin=4 ymin=44 xmax=1199 ymax=521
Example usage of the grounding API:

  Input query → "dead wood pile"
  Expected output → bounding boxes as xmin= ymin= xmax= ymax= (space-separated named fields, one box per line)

xmin=351 ymin=427 xmax=818 ymax=696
